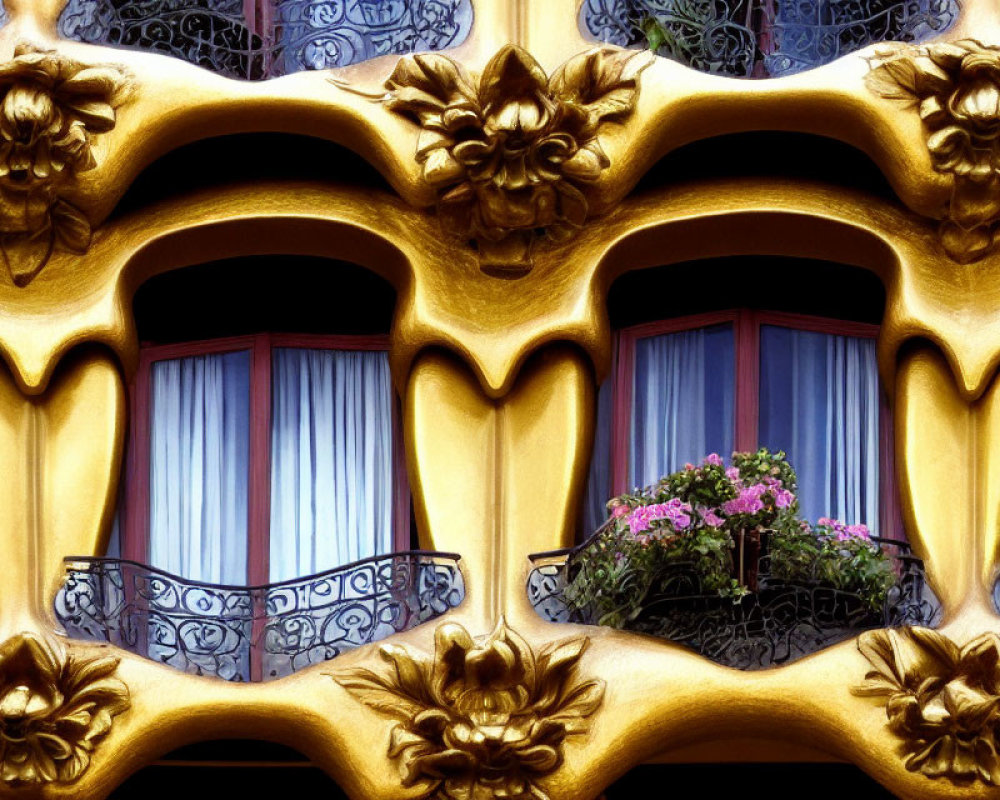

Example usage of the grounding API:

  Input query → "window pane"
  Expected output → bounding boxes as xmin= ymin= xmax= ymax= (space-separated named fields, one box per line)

xmin=269 ymin=348 xmax=394 ymax=582
xmin=759 ymin=326 xmax=880 ymax=527
xmin=630 ymin=325 xmax=735 ymax=487
xmin=150 ymin=351 xmax=251 ymax=584
xmin=582 ymin=377 xmax=615 ymax=534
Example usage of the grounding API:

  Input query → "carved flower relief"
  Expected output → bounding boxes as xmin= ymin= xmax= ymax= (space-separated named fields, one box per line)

xmin=853 ymin=627 xmax=1000 ymax=784
xmin=0 ymin=44 xmax=128 ymax=286
xmin=356 ymin=45 xmax=646 ymax=274
xmin=336 ymin=619 xmax=605 ymax=799
xmin=867 ymin=40 xmax=1000 ymax=263
xmin=0 ymin=633 xmax=129 ymax=784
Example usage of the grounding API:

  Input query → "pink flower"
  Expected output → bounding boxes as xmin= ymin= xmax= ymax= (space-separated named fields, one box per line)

xmin=703 ymin=509 xmax=726 ymax=527
xmin=684 ymin=463 xmax=695 ymax=471
xmin=774 ymin=489 xmax=795 ymax=509
xmin=721 ymin=484 xmax=767 ymax=515
xmin=612 ymin=505 xmax=629 ymax=518
xmin=725 ymin=467 xmax=740 ymax=481
xmin=703 ymin=453 xmax=724 ymax=466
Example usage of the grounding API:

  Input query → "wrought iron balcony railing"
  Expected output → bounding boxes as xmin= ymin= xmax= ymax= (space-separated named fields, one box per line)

xmin=528 ymin=531 xmax=939 ymax=670
xmin=55 ymin=551 xmax=464 ymax=681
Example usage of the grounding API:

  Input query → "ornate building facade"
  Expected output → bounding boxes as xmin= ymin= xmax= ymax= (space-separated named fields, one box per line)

xmin=0 ymin=0 xmax=997 ymax=797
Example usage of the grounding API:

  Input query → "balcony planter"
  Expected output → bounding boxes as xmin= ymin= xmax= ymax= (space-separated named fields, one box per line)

xmin=527 ymin=450 xmax=939 ymax=668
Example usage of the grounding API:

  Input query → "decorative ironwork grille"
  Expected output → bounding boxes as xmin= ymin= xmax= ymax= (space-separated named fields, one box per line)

xmin=527 ymin=533 xmax=939 ymax=669
xmin=57 ymin=0 xmax=473 ymax=80
xmin=55 ymin=551 xmax=465 ymax=681
xmin=580 ymin=0 xmax=958 ymax=78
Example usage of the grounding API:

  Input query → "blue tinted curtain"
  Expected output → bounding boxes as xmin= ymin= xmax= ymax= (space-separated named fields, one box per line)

xmin=582 ymin=377 xmax=615 ymax=534
xmin=149 ymin=351 xmax=251 ymax=585
xmin=268 ymin=348 xmax=394 ymax=582
xmin=759 ymin=326 xmax=880 ymax=527
xmin=630 ymin=325 xmax=735 ymax=488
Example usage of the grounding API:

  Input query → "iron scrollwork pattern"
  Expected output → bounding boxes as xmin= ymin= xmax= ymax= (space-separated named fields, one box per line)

xmin=271 ymin=0 xmax=473 ymax=75
xmin=57 ymin=0 xmax=473 ymax=80
xmin=54 ymin=551 xmax=465 ymax=681
xmin=527 ymin=534 xmax=939 ymax=669
xmin=580 ymin=0 xmax=958 ymax=78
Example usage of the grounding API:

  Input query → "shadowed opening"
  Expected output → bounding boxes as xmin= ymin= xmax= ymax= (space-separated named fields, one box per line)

xmin=632 ymin=132 xmax=897 ymax=203
xmin=110 ymin=741 xmax=349 ymax=797
xmin=110 ymin=134 xmax=395 ymax=221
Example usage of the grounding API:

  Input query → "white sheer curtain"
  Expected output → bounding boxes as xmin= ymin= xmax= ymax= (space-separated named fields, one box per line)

xmin=759 ymin=326 xmax=880 ymax=527
xmin=269 ymin=348 xmax=394 ymax=582
xmin=630 ymin=325 xmax=735 ymax=488
xmin=149 ymin=351 xmax=251 ymax=585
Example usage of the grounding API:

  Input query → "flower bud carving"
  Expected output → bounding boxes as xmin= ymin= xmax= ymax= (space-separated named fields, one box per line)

xmin=867 ymin=40 xmax=1000 ymax=264
xmin=0 ymin=633 xmax=129 ymax=785
xmin=341 ymin=45 xmax=647 ymax=275
xmin=854 ymin=627 xmax=1000 ymax=784
xmin=336 ymin=619 xmax=605 ymax=799
xmin=0 ymin=45 xmax=128 ymax=286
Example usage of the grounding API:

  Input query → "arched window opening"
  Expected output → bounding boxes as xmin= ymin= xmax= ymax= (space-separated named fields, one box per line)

xmin=584 ymin=256 xmax=896 ymax=539
xmin=59 ymin=255 xmax=465 ymax=681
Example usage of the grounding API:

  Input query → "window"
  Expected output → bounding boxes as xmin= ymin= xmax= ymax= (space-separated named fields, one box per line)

xmin=120 ymin=333 xmax=409 ymax=587
xmin=584 ymin=310 xmax=898 ymax=537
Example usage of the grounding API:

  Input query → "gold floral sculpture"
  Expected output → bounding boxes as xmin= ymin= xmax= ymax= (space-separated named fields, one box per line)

xmin=0 ymin=43 xmax=128 ymax=286
xmin=335 ymin=619 xmax=605 ymax=799
xmin=853 ymin=627 xmax=1000 ymax=784
xmin=867 ymin=39 xmax=1000 ymax=263
xmin=339 ymin=45 xmax=646 ymax=274
xmin=0 ymin=632 xmax=129 ymax=784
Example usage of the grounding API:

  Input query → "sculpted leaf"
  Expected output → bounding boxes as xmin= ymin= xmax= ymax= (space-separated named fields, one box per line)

xmin=332 ymin=619 xmax=604 ymax=800
xmin=855 ymin=627 xmax=1000 ymax=784
xmin=355 ymin=44 xmax=645 ymax=274
xmin=866 ymin=39 xmax=1000 ymax=262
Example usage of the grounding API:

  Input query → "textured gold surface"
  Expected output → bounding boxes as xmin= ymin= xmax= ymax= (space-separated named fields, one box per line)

xmin=0 ymin=0 xmax=995 ymax=797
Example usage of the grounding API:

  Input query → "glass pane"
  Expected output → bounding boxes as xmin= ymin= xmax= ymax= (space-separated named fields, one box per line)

xmin=580 ymin=0 xmax=958 ymax=79
xmin=630 ymin=324 xmax=735 ymax=488
xmin=269 ymin=348 xmax=394 ymax=582
xmin=149 ymin=350 xmax=251 ymax=584
xmin=582 ymin=377 xmax=615 ymax=534
xmin=759 ymin=326 xmax=880 ymax=528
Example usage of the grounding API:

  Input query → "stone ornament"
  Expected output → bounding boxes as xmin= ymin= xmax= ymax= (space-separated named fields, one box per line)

xmin=853 ymin=627 xmax=1000 ymax=784
xmin=0 ymin=44 xmax=128 ymax=286
xmin=0 ymin=632 xmax=129 ymax=784
xmin=336 ymin=619 xmax=605 ymax=799
xmin=867 ymin=39 xmax=1000 ymax=264
xmin=338 ymin=45 xmax=647 ymax=275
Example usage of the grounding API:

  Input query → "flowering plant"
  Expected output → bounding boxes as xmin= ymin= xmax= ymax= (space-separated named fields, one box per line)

xmin=563 ymin=449 xmax=897 ymax=628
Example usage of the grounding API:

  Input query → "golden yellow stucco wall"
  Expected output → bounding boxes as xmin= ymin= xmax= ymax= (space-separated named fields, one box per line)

xmin=0 ymin=0 xmax=999 ymax=797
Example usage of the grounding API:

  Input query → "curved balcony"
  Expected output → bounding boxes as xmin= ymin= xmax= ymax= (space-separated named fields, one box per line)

xmin=55 ymin=551 xmax=465 ymax=681
xmin=528 ymin=530 xmax=939 ymax=669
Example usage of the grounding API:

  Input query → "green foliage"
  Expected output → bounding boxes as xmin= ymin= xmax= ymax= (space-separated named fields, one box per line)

xmin=563 ymin=449 xmax=898 ymax=629
xmin=769 ymin=527 xmax=896 ymax=611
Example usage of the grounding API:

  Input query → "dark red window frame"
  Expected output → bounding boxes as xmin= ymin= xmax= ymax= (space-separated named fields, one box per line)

xmin=610 ymin=310 xmax=899 ymax=537
xmin=121 ymin=333 xmax=412 ymax=584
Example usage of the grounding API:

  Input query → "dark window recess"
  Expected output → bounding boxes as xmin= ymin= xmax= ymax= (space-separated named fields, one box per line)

xmin=632 ymin=133 xmax=898 ymax=201
xmin=111 ymin=134 xmax=393 ymax=220
xmin=134 ymin=255 xmax=396 ymax=342
xmin=608 ymin=257 xmax=886 ymax=329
